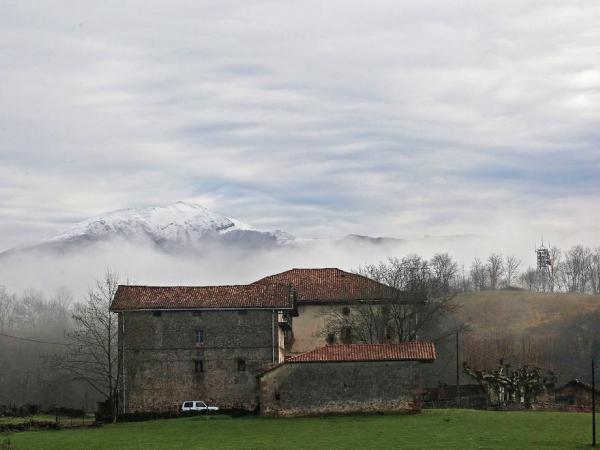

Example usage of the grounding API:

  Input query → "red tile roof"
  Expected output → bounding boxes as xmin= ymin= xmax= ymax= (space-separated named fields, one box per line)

xmin=252 ymin=268 xmax=403 ymax=304
xmin=286 ymin=342 xmax=436 ymax=363
xmin=110 ymin=284 xmax=295 ymax=311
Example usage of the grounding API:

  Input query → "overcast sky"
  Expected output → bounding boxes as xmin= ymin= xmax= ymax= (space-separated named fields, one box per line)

xmin=1 ymin=1 xmax=600 ymax=251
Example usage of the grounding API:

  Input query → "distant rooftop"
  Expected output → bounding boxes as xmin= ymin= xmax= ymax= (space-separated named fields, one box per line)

xmin=110 ymin=284 xmax=295 ymax=311
xmin=110 ymin=267 xmax=418 ymax=311
xmin=252 ymin=268 xmax=408 ymax=304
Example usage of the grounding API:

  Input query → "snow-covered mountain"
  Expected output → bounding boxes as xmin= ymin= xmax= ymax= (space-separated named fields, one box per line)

xmin=2 ymin=202 xmax=295 ymax=256
xmin=0 ymin=201 xmax=546 ymax=296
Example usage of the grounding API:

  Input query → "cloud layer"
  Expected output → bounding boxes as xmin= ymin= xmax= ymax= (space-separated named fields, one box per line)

xmin=2 ymin=1 xmax=600 ymax=251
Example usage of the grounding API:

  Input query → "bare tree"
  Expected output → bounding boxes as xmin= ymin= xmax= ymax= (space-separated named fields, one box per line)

xmin=463 ymin=361 xmax=556 ymax=407
xmin=323 ymin=257 xmax=462 ymax=345
xmin=430 ymin=253 xmax=459 ymax=293
xmin=504 ymin=255 xmax=521 ymax=288
xmin=486 ymin=253 xmax=504 ymax=290
xmin=559 ymin=245 xmax=591 ymax=293
xmin=545 ymin=246 xmax=560 ymax=292
xmin=0 ymin=286 xmax=15 ymax=332
xmin=50 ymin=270 xmax=120 ymax=420
xmin=459 ymin=265 xmax=472 ymax=292
xmin=588 ymin=248 xmax=600 ymax=294
xmin=519 ymin=268 xmax=537 ymax=291
xmin=13 ymin=288 xmax=45 ymax=329
xmin=470 ymin=258 xmax=487 ymax=291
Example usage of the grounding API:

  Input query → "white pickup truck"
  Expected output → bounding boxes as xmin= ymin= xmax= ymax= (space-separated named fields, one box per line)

xmin=181 ymin=401 xmax=219 ymax=413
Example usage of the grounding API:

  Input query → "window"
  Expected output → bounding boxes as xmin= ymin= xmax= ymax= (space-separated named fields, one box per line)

xmin=183 ymin=402 xmax=193 ymax=408
xmin=195 ymin=401 xmax=206 ymax=408
xmin=238 ymin=309 xmax=247 ymax=315
xmin=341 ymin=326 xmax=352 ymax=344
xmin=194 ymin=360 xmax=204 ymax=373
xmin=152 ymin=311 xmax=162 ymax=317
xmin=195 ymin=329 xmax=204 ymax=345
xmin=237 ymin=359 xmax=246 ymax=371
xmin=192 ymin=311 xmax=202 ymax=317
xmin=342 ymin=307 xmax=350 ymax=316
xmin=274 ymin=392 xmax=281 ymax=401
xmin=326 ymin=333 xmax=336 ymax=345
xmin=385 ymin=327 xmax=393 ymax=341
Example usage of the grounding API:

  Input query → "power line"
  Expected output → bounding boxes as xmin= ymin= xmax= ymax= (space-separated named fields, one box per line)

xmin=0 ymin=331 xmax=70 ymax=346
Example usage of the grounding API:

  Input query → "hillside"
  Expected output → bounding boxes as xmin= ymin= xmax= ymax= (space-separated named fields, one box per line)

xmin=451 ymin=290 xmax=600 ymax=381
xmin=454 ymin=290 xmax=600 ymax=337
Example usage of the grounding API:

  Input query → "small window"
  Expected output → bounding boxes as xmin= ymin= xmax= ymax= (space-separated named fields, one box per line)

xmin=237 ymin=359 xmax=246 ymax=371
xmin=194 ymin=360 xmax=204 ymax=373
xmin=238 ymin=309 xmax=247 ymax=315
xmin=326 ymin=333 xmax=336 ymax=345
xmin=153 ymin=311 xmax=162 ymax=317
xmin=342 ymin=307 xmax=350 ymax=316
xmin=192 ymin=311 xmax=202 ymax=317
xmin=275 ymin=392 xmax=281 ymax=401
xmin=341 ymin=326 xmax=352 ymax=344
xmin=195 ymin=401 xmax=206 ymax=408
xmin=183 ymin=401 xmax=193 ymax=408
xmin=385 ymin=328 xmax=393 ymax=341
xmin=195 ymin=329 xmax=204 ymax=345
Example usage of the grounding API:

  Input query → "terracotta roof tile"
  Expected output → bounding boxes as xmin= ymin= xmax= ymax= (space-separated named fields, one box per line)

xmin=252 ymin=268 xmax=402 ymax=304
xmin=110 ymin=284 xmax=294 ymax=311
xmin=286 ymin=342 xmax=436 ymax=363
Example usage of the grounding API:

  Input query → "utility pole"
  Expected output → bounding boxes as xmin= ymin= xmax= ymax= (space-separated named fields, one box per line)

xmin=593 ymin=359 xmax=596 ymax=447
xmin=456 ymin=330 xmax=460 ymax=408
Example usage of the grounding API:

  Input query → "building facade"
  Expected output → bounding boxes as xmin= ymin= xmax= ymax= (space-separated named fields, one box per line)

xmin=555 ymin=379 xmax=600 ymax=409
xmin=253 ymin=268 xmax=422 ymax=353
xmin=111 ymin=284 xmax=295 ymax=412
xmin=258 ymin=342 xmax=436 ymax=416
xmin=110 ymin=268 xmax=427 ymax=414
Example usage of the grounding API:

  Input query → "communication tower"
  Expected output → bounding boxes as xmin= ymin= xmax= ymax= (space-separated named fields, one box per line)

xmin=535 ymin=239 xmax=552 ymax=292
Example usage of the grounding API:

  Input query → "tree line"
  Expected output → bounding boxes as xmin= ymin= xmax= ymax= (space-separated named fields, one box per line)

xmin=430 ymin=244 xmax=600 ymax=294
xmin=1 ymin=245 xmax=599 ymax=411
xmin=0 ymin=273 xmax=118 ymax=416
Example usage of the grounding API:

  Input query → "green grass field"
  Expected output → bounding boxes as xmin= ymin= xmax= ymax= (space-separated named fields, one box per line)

xmin=4 ymin=409 xmax=596 ymax=450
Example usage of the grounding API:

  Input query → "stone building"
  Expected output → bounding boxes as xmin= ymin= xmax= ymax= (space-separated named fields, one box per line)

xmin=110 ymin=267 xmax=429 ymax=414
xmin=555 ymin=379 xmax=600 ymax=409
xmin=110 ymin=283 xmax=296 ymax=413
xmin=258 ymin=342 xmax=436 ymax=416
xmin=253 ymin=268 xmax=420 ymax=354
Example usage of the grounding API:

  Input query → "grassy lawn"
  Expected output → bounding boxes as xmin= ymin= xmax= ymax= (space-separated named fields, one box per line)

xmin=5 ymin=409 xmax=595 ymax=450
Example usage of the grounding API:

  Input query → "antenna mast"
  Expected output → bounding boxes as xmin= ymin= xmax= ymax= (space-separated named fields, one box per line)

xmin=535 ymin=238 xmax=552 ymax=292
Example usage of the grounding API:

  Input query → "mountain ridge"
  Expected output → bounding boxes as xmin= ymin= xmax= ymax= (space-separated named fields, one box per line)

xmin=0 ymin=202 xmax=295 ymax=256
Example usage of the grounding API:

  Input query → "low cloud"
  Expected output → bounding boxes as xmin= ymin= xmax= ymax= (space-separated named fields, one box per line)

xmin=2 ymin=225 xmax=598 ymax=299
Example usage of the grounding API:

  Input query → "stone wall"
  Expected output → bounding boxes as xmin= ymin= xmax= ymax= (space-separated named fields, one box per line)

xmin=259 ymin=360 xmax=424 ymax=416
xmin=119 ymin=309 xmax=283 ymax=412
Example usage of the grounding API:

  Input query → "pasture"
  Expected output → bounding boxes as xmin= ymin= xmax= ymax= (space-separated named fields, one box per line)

xmin=5 ymin=409 xmax=596 ymax=449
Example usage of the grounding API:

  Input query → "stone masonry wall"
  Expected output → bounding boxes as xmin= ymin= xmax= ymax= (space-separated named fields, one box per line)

xmin=259 ymin=361 xmax=423 ymax=416
xmin=119 ymin=309 xmax=282 ymax=412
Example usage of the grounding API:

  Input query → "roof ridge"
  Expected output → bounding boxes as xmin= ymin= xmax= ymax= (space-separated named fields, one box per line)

xmin=118 ymin=283 xmax=287 ymax=289
xmin=286 ymin=341 xmax=436 ymax=363
xmin=111 ymin=283 xmax=295 ymax=311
